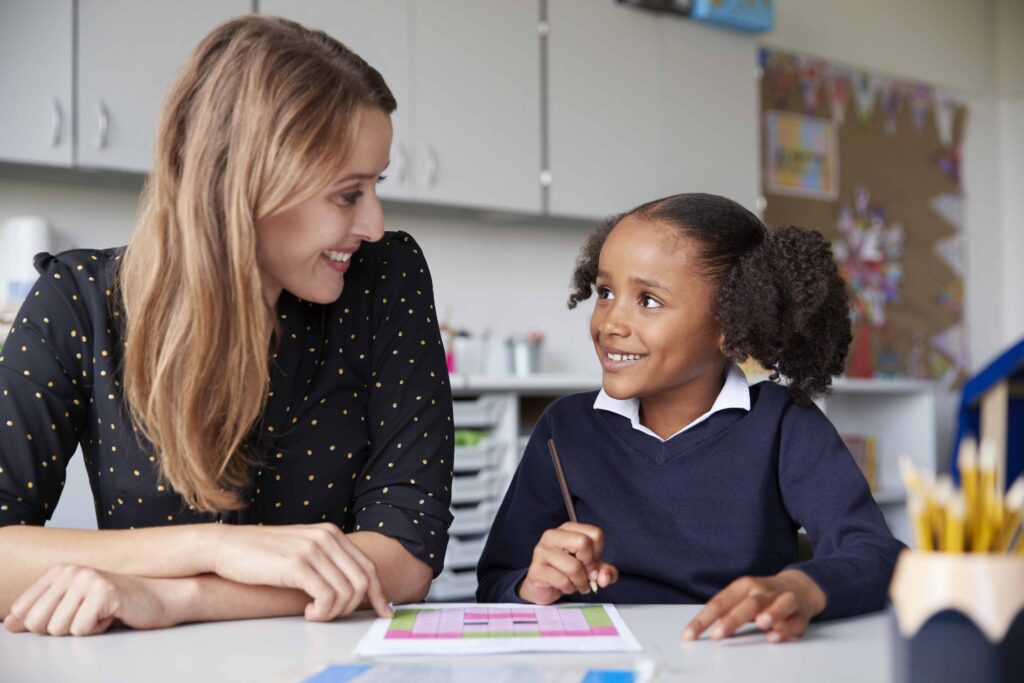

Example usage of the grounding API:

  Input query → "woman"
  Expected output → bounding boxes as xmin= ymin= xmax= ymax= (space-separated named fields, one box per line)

xmin=0 ymin=15 xmax=453 ymax=636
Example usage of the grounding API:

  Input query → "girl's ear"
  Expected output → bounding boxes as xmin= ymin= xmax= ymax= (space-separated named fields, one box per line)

xmin=717 ymin=331 xmax=728 ymax=356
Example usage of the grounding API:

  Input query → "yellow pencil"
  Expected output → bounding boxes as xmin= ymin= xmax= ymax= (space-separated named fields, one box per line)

xmin=976 ymin=440 xmax=999 ymax=552
xmin=944 ymin=489 xmax=965 ymax=553
xmin=909 ymin=495 xmax=934 ymax=551
xmin=994 ymin=477 xmax=1023 ymax=553
xmin=956 ymin=439 xmax=978 ymax=549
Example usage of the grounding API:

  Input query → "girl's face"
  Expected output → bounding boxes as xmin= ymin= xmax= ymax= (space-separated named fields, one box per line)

xmin=256 ymin=108 xmax=393 ymax=307
xmin=590 ymin=216 xmax=727 ymax=402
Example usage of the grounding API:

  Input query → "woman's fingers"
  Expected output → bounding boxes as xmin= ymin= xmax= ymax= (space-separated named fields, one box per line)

xmin=285 ymin=557 xmax=338 ymax=622
xmin=43 ymin=589 xmax=86 ymax=636
xmin=8 ymin=566 xmax=59 ymax=622
xmin=302 ymin=545 xmax=355 ymax=620
xmin=331 ymin=531 xmax=392 ymax=617
xmin=20 ymin=577 xmax=72 ymax=633
xmin=69 ymin=592 xmax=115 ymax=637
xmin=3 ymin=614 xmax=26 ymax=633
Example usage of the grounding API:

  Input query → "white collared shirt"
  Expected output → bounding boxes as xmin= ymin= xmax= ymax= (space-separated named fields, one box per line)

xmin=593 ymin=363 xmax=751 ymax=442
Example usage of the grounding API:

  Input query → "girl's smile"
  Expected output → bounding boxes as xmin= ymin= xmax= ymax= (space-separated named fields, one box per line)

xmin=590 ymin=215 xmax=728 ymax=437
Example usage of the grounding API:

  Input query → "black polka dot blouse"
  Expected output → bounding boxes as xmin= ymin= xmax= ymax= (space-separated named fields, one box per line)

xmin=0 ymin=230 xmax=454 ymax=575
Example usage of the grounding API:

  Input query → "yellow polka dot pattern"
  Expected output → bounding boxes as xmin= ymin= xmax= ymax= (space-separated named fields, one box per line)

xmin=0 ymin=233 xmax=454 ymax=574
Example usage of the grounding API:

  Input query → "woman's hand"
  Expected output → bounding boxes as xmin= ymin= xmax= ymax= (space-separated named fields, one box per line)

xmin=208 ymin=522 xmax=392 ymax=621
xmin=682 ymin=569 xmax=826 ymax=643
xmin=3 ymin=565 xmax=186 ymax=636
xmin=517 ymin=522 xmax=619 ymax=605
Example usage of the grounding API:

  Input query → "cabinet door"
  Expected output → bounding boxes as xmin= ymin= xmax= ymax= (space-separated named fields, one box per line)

xmin=259 ymin=0 xmax=414 ymax=201
xmin=548 ymin=0 xmax=659 ymax=219
xmin=656 ymin=19 xmax=758 ymax=211
xmin=413 ymin=0 xmax=541 ymax=213
xmin=77 ymin=0 xmax=249 ymax=172
xmin=0 ymin=0 xmax=73 ymax=167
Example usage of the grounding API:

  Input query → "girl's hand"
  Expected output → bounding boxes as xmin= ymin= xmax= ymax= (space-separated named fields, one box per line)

xmin=208 ymin=523 xmax=392 ymax=621
xmin=517 ymin=522 xmax=619 ymax=605
xmin=682 ymin=569 xmax=826 ymax=643
xmin=4 ymin=565 xmax=185 ymax=636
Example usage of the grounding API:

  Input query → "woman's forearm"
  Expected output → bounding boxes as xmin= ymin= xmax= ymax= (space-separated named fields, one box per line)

xmin=0 ymin=524 xmax=216 ymax=615
xmin=348 ymin=531 xmax=433 ymax=605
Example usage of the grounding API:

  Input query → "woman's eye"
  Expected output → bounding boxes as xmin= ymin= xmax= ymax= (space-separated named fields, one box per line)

xmin=596 ymin=286 xmax=613 ymax=300
xmin=639 ymin=294 xmax=662 ymax=309
xmin=338 ymin=190 xmax=364 ymax=206
xmin=376 ymin=175 xmax=388 ymax=184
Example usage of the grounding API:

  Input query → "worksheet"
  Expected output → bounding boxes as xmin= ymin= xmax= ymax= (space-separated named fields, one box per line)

xmin=353 ymin=603 xmax=643 ymax=656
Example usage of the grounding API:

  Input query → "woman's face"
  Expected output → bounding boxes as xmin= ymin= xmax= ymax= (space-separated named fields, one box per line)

xmin=256 ymin=107 xmax=393 ymax=306
xmin=590 ymin=216 xmax=726 ymax=402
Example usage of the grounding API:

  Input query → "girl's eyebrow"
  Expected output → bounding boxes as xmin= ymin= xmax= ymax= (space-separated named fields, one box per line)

xmin=596 ymin=270 xmax=671 ymax=293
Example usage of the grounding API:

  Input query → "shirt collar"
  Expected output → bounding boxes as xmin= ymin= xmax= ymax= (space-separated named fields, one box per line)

xmin=593 ymin=363 xmax=750 ymax=442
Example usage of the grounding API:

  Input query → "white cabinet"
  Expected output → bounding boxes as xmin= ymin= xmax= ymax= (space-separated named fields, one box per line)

xmin=412 ymin=1 xmax=540 ymax=213
xmin=0 ymin=0 xmax=73 ymax=167
xmin=547 ymin=0 xmax=659 ymax=219
xmin=263 ymin=0 xmax=541 ymax=214
xmin=76 ymin=0 xmax=248 ymax=172
xmin=656 ymin=19 xmax=759 ymax=210
xmin=258 ymin=0 xmax=414 ymax=201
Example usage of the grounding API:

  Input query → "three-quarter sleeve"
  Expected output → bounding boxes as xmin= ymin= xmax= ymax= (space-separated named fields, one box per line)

xmin=0 ymin=254 xmax=92 ymax=526
xmin=778 ymin=401 xmax=906 ymax=620
xmin=349 ymin=232 xmax=454 ymax=576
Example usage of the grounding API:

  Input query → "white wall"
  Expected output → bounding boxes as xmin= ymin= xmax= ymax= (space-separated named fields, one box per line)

xmin=996 ymin=0 xmax=1024 ymax=345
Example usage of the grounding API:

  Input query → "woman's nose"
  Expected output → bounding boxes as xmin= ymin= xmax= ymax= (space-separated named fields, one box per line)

xmin=352 ymin=193 xmax=385 ymax=243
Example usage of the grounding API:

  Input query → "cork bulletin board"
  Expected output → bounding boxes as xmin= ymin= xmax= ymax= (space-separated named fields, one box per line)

xmin=759 ymin=48 xmax=969 ymax=384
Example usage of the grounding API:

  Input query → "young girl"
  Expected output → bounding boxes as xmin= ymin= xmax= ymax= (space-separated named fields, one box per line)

xmin=1 ymin=16 xmax=454 ymax=636
xmin=476 ymin=193 xmax=905 ymax=643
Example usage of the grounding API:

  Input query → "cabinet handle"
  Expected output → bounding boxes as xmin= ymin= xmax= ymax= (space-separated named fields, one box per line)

xmin=50 ymin=99 xmax=62 ymax=147
xmin=95 ymin=101 xmax=109 ymax=149
xmin=424 ymin=147 xmax=439 ymax=188
xmin=390 ymin=142 xmax=407 ymax=185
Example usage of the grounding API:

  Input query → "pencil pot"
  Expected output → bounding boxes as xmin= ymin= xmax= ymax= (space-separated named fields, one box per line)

xmin=889 ymin=550 xmax=1024 ymax=683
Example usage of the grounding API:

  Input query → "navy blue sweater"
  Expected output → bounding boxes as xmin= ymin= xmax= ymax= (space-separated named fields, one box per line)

xmin=476 ymin=381 xmax=905 ymax=620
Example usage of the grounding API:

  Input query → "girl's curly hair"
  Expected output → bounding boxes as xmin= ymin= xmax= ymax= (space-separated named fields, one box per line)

xmin=568 ymin=193 xmax=852 ymax=404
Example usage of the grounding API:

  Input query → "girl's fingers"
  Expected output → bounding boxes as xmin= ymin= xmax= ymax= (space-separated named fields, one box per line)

xmin=542 ymin=528 xmax=600 ymax=566
xmin=560 ymin=523 xmax=606 ymax=561
xmin=530 ymin=563 xmax=577 ymax=596
xmin=712 ymin=593 xmax=773 ymax=640
xmin=767 ymin=614 xmax=809 ymax=643
xmin=755 ymin=591 xmax=799 ymax=631
xmin=540 ymin=547 xmax=592 ymax=594
xmin=683 ymin=579 xmax=750 ymax=640
xmin=596 ymin=562 xmax=619 ymax=587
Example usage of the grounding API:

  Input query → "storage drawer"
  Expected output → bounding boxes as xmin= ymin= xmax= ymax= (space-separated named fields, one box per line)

xmin=453 ymin=439 xmax=504 ymax=472
xmin=450 ymin=500 xmax=501 ymax=536
xmin=452 ymin=396 xmax=506 ymax=428
xmin=451 ymin=469 xmax=503 ymax=504
xmin=426 ymin=568 xmax=478 ymax=601
xmin=443 ymin=535 xmax=488 ymax=570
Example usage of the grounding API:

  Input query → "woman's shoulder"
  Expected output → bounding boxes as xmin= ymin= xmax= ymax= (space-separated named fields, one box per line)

xmin=33 ymin=247 xmax=125 ymax=291
xmin=352 ymin=230 xmax=429 ymax=273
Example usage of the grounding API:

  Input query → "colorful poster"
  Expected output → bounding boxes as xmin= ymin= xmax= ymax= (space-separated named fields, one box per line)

xmin=765 ymin=111 xmax=839 ymax=200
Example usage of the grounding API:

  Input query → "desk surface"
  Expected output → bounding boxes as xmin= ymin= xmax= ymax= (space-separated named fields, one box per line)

xmin=0 ymin=605 xmax=893 ymax=682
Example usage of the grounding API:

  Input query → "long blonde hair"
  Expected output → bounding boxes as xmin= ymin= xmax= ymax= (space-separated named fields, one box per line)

xmin=118 ymin=15 xmax=396 ymax=512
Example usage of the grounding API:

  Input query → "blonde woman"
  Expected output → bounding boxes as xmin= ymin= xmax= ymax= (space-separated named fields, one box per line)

xmin=0 ymin=15 xmax=453 ymax=637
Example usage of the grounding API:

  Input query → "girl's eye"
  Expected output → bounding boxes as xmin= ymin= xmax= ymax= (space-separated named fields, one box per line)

xmin=338 ymin=189 xmax=364 ymax=206
xmin=596 ymin=286 xmax=613 ymax=300
xmin=639 ymin=293 xmax=662 ymax=309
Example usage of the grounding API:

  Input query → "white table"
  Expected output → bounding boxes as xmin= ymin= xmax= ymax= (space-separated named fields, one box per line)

xmin=0 ymin=605 xmax=894 ymax=682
